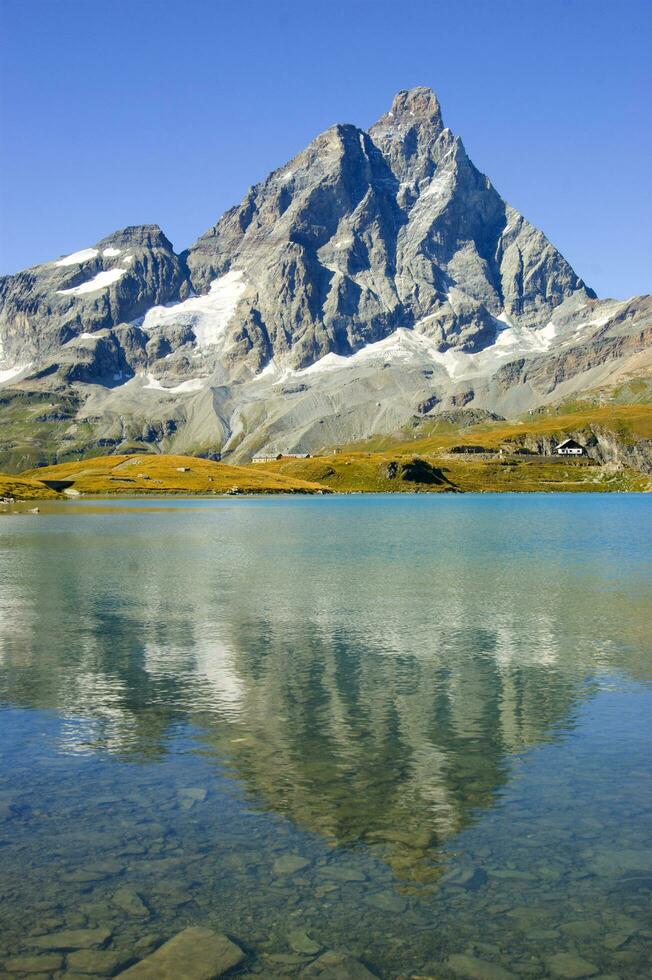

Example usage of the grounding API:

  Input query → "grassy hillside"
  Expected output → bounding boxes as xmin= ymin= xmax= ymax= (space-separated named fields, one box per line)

xmin=4 ymin=404 xmax=651 ymax=498
xmin=0 ymin=474 xmax=60 ymax=501
xmin=0 ymin=390 xmax=88 ymax=473
xmin=17 ymin=454 xmax=326 ymax=496
xmin=260 ymin=405 xmax=652 ymax=493
xmin=344 ymin=403 xmax=652 ymax=454
xmin=262 ymin=452 xmax=647 ymax=494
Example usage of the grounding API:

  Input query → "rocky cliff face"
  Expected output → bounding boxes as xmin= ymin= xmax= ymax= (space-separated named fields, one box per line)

xmin=513 ymin=421 xmax=652 ymax=474
xmin=0 ymin=88 xmax=649 ymax=470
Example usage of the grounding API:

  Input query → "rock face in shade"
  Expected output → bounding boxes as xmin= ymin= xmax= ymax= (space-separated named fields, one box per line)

xmin=116 ymin=926 xmax=244 ymax=978
xmin=0 ymin=88 xmax=650 ymax=469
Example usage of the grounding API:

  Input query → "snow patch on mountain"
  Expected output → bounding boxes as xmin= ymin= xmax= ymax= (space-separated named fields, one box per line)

xmin=56 ymin=267 xmax=129 ymax=296
xmin=422 ymin=167 xmax=454 ymax=200
xmin=142 ymin=373 xmax=207 ymax=394
xmin=141 ymin=270 xmax=246 ymax=349
xmin=54 ymin=248 xmax=100 ymax=267
xmin=0 ymin=362 xmax=32 ymax=385
xmin=257 ymin=314 xmax=571 ymax=385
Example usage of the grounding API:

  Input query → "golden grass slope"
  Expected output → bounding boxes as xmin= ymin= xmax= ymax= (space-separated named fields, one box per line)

xmin=346 ymin=403 xmax=652 ymax=454
xmin=18 ymin=454 xmax=326 ymax=497
xmin=261 ymin=405 xmax=652 ymax=493
xmin=262 ymin=452 xmax=647 ymax=493
xmin=0 ymin=474 xmax=60 ymax=500
xmin=5 ymin=404 xmax=652 ymax=497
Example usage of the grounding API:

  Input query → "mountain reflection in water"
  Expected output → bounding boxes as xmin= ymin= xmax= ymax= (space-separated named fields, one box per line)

xmin=1 ymin=495 xmax=650 ymax=891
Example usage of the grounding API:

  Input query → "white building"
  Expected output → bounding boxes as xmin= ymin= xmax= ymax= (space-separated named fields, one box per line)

xmin=556 ymin=438 xmax=585 ymax=456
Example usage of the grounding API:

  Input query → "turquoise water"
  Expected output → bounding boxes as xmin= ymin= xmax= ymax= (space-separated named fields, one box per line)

xmin=0 ymin=494 xmax=651 ymax=978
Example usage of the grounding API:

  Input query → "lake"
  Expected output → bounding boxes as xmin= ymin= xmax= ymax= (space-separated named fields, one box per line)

xmin=0 ymin=494 xmax=651 ymax=978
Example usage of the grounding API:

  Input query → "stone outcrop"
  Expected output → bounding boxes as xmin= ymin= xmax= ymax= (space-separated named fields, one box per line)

xmin=512 ymin=424 xmax=652 ymax=474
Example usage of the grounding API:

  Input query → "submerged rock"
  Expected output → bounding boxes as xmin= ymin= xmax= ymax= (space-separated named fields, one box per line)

xmin=442 ymin=866 xmax=488 ymax=890
xmin=266 ymin=952 xmax=314 ymax=966
xmin=67 ymin=948 xmax=130 ymax=974
xmin=273 ymin=853 xmax=311 ymax=875
xmin=588 ymin=846 xmax=652 ymax=876
xmin=131 ymin=933 xmax=163 ymax=958
xmin=62 ymin=860 xmax=125 ymax=883
xmin=448 ymin=952 xmax=517 ymax=980
xmin=178 ymin=787 xmax=208 ymax=810
xmin=112 ymin=887 xmax=150 ymax=918
xmin=561 ymin=920 xmax=602 ymax=939
xmin=317 ymin=865 xmax=366 ymax=882
xmin=288 ymin=929 xmax=322 ymax=955
xmin=116 ymin=926 xmax=244 ymax=978
xmin=300 ymin=949 xmax=379 ymax=978
xmin=364 ymin=890 xmax=407 ymax=913
xmin=30 ymin=926 xmax=112 ymax=950
xmin=3 ymin=952 xmax=64 ymax=973
xmin=62 ymin=869 xmax=113 ymax=883
xmin=546 ymin=952 xmax=599 ymax=978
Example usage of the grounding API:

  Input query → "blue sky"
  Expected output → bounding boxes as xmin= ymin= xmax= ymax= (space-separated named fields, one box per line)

xmin=0 ymin=0 xmax=650 ymax=298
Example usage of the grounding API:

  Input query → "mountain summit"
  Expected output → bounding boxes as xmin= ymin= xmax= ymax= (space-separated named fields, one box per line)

xmin=184 ymin=85 xmax=592 ymax=372
xmin=369 ymin=87 xmax=445 ymax=179
xmin=0 ymin=88 xmax=649 ymax=467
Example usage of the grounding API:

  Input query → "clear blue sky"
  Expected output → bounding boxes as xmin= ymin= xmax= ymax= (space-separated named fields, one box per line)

xmin=0 ymin=0 xmax=650 ymax=298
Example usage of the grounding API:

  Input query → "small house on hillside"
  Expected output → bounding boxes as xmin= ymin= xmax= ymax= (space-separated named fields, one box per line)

xmin=556 ymin=438 xmax=585 ymax=456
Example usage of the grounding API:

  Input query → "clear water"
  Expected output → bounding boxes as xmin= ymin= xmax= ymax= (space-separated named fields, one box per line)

xmin=0 ymin=494 xmax=651 ymax=978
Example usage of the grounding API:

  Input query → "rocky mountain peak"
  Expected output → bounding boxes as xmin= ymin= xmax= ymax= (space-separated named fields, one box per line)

xmin=369 ymin=87 xmax=445 ymax=183
xmin=180 ymin=86 xmax=596 ymax=374
xmin=384 ymin=87 xmax=444 ymax=128
xmin=97 ymin=224 xmax=174 ymax=252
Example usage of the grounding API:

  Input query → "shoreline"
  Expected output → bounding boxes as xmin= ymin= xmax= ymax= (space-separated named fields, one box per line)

xmin=2 ymin=487 xmax=650 ymax=517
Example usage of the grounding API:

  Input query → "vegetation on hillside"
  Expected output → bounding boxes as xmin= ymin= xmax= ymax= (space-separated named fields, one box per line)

xmin=0 ymin=474 xmax=60 ymax=501
xmin=344 ymin=403 xmax=652 ymax=453
xmin=0 ymin=390 xmax=86 ymax=472
xmin=261 ymin=405 xmax=652 ymax=493
xmin=1 ymin=403 xmax=650 ymax=499
xmin=263 ymin=452 xmax=646 ymax=494
xmin=17 ymin=454 xmax=326 ymax=497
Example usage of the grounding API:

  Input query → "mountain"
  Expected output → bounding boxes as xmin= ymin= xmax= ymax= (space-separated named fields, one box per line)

xmin=0 ymin=88 xmax=650 ymax=470
xmin=0 ymin=226 xmax=187 ymax=368
xmin=184 ymin=88 xmax=591 ymax=372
